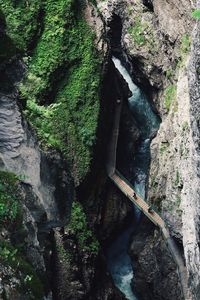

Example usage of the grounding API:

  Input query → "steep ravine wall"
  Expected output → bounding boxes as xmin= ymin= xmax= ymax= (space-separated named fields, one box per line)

xmin=187 ymin=10 xmax=200 ymax=298
xmin=96 ymin=0 xmax=200 ymax=299
xmin=0 ymin=57 xmax=74 ymax=299
xmin=1 ymin=1 xmax=200 ymax=299
xmin=0 ymin=2 xmax=133 ymax=299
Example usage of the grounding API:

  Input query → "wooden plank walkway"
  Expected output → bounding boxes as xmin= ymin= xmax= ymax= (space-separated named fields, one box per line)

xmin=111 ymin=172 xmax=170 ymax=238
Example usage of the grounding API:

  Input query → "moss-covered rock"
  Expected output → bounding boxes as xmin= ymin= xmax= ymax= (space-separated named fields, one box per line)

xmin=0 ymin=0 xmax=41 ymax=51
xmin=0 ymin=171 xmax=21 ymax=229
xmin=16 ymin=0 xmax=102 ymax=184
xmin=0 ymin=171 xmax=45 ymax=300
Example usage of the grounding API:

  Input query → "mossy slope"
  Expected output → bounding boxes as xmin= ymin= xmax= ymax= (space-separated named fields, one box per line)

xmin=1 ymin=0 xmax=102 ymax=184
xmin=0 ymin=171 xmax=45 ymax=299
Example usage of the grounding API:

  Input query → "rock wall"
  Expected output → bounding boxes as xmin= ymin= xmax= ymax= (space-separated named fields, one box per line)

xmin=95 ymin=0 xmax=200 ymax=299
xmin=186 ymin=7 xmax=200 ymax=298
xmin=1 ymin=0 xmax=200 ymax=299
xmin=0 ymin=58 xmax=74 ymax=298
xmin=129 ymin=219 xmax=183 ymax=300
xmin=0 ymin=3 xmax=132 ymax=299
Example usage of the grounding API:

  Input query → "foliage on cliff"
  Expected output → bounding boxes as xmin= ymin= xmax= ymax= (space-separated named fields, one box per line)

xmin=0 ymin=171 xmax=21 ymax=228
xmin=192 ymin=9 xmax=200 ymax=20
xmin=1 ymin=0 xmax=102 ymax=184
xmin=66 ymin=202 xmax=99 ymax=254
xmin=0 ymin=171 xmax=44 ymax=299
xmin=0 ymin=0 xmax=41 ymax=51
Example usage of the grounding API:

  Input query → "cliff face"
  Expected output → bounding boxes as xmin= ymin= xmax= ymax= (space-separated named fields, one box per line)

xmin=1 ymin=0 xmax=200 ymax=299
xmin=0 ymin=57 xmax=74 ymax=299
xmin=187 ymin=12 xmax=200 ymax=298
xmin=0 ymin=2 xmax=130 ymax=299
xmin=96 ymin=0 xmax=200 ymax=299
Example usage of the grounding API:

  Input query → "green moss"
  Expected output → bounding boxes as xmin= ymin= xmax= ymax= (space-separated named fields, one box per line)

xmin=192 ymin=9 xmax=200 ymax=20
xmin=56 ymin=239 xmax=72 ymax=262
xmin=177 ymin=34 xmax=191 ymax=68
xmin=180 ymin=34 xmax=191 ymax=55
xmin=182 ymin=121 xmax=189 ymax=132
xmin=0 ymin=0 xmax=41 ymax=51
xmin=1 ymin=1 xmax=101 ymax=182
xmin=19 ymin=0 xmax=101 ymax=182
xmin=0 ymin=241 xmax=44 ymax=299
xmin=66 ymin=202 xmax=99 ymax=255
xmin=176 ymin=194 xmax=181 ymax=207
xmin=0 ymin=171 xmax=22 ymax=229
xmin=128 ymin=16 xmax=158 ymax=52
xmin=127 ymin=4 xmax=133 ymax=15
xmin=160 ymin=142 xmax=169 ymax=155
xmin=164 ymin=85 xmax=176 ymax=112
xmin=165 ymin=68 xmax=174 ymax=80
xmin=0 ymin=171 xmax=44 ymax=299
xmin=128 ymin=17 xmax=145 ymax=46
xmin=175 ymin=170 xmax=180 ymax=186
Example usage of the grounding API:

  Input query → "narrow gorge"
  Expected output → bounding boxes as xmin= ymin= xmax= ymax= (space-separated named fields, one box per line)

xmin=0 ymin=1 xmax=200 ymax=300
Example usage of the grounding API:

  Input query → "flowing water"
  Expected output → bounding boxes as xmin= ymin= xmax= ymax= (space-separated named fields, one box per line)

xmin=106 ymin=57 xmax=160 ymax=300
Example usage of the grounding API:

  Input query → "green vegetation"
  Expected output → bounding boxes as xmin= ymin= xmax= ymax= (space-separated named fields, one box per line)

xmin=175 ymin=170 xmax=180 ymax=186
xmin=56 ymin=238 xmax=72 ymax=263
xmin=180 ymin=34 xmax=191 ymax=55
xmin=128 ymin=17 xmax=145 ymax=46
xmin=160 ymin=142 xmax=169 ymax=155
xmin=182 ymin=121 xmax=189 ymax=132
xmin=164 ymin=84 xmax=176 ymax=112
xmin=0 ymin=171 xmax=44 ymax=299
xmin=176 ymin=194 xmax=181 ymax=207
xmin=192 ymin=9 xmax=200 ymax=20
xmin=127 ymin=4 xmax=133 ymax=15
xmin=128 ymin=16 xmax=158 ymax=52
xmin=0 ymin=0 xmax=41 ymax=51
xmin=1 ymin=1 xmax=101 ymax=182
xmin=165 ymin=68 xmax=174 ymax=81
xmin=0 ymin=241 xmax=44 ymax=299
xmin=0 ymin=171 xmax=21 ymax=228
xmin=10 ymin=0 xmax=101 ymax=182
xmin=177 ymin=34 xmax=191 ymax=68
xmin=66 ymin=202 xmax=99 ymax=255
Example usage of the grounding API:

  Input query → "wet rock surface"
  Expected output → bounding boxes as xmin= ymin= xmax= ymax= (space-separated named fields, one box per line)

xmin=53 ymin=229 xmax=126 ymax=300
xmin=129 ymin=219 xmax=183 ymax=300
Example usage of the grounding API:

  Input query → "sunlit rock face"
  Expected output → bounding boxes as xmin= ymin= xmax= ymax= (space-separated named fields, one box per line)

xmin=187 ymin=13 xmax=200 ymax=298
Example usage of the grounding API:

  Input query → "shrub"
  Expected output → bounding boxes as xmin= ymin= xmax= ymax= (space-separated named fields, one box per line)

xmin=66 ymin=202 xmax=100 ymax=255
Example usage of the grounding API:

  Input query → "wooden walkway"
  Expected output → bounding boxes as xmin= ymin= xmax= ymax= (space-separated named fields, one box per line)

xmin=111 ymin=172 xmax=170 ymax=239
xmin=106 ymin=97 xmax=191 ymax=299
